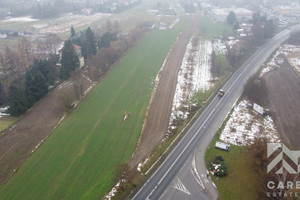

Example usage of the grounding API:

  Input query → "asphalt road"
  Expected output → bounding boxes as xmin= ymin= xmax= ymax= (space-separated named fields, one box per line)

xmin=132 ymin=26 xmax=299 ymax=200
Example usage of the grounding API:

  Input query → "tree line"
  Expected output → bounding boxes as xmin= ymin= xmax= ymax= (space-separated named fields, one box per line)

xmin=5 ymin=30 xmax=87 ymax=116
xmin=225 ymin=12 xmax=274 ymax=72
xmin=0 ymin=35 xmax=61 ymax=101
xmin=0 ymin=31 xmax=77 ymax=116
xmin=210 ymin=11 xmax=275 ymax=79
xmin=70 ymin=21 xmax=120 ymax=58
xmin=8 ymin=59 xmax=55 ymax=116
xmin=70 ymin=27 xmax=97 ymax=59
xmin=1 ymin=20 xmax=151 ymax=117
xmin=86 ymin=22 xmax=151 ymax=82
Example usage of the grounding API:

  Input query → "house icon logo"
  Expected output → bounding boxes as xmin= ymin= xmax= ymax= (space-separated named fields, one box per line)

xmin=267 ymin=143 xmax=300 ymax=174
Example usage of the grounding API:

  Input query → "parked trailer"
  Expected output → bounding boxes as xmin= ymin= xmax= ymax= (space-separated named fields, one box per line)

xmin=215 ymin=141 xmax=230 ymax=151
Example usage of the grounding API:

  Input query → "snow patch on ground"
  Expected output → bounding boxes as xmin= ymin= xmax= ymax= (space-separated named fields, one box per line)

xmin=260 ymin=66 xmax=276 ymax=77
xmin=268 ymin=48 xmax=282 ymax=67
xmin=0 ymin=106 xmax=9 ymax=117
xmin=289 ymin=57 xmax=300 ymax=72
xmin=194 ymin=40 xmax=214 ymax=91
xmin=260 ymin=46 xmax=284 ymax=77
xmin=226 ymin=39 xmax=240 ymax=49
xmin=1 ymin=16 xmax=38 ymax=23
xmin=260 ymin=44 xmax=300 ymax=76
xmin=38 ymin=13 xmax=110 ymax=34
xmin=82 ymin=73 xmax=96 ymax=96
xmin=220 ymin=100 xmax=280 ymax=146
xmin=169 ymin=18 xmax=179 ymax=29
xmin=213 ymin=39 xmax=227 ymax=55
xmin=168 ymin=38 xmax=213 ymax=133
xmin=283 ymin=44 xmax=300 ymax=72
xmin=104 ymin=179 xmax=126 ymax=200
xmin=137 ymin=158 xmax=149 ymax=172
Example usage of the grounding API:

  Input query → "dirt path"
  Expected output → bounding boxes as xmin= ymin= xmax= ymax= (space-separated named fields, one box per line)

xmin=0 ymin=72 xmax=92 ymax=184
xmin=129 ymin=18 xmax=195 ymax=168
xmin=264 ymin=61 xmax=300 ymax=148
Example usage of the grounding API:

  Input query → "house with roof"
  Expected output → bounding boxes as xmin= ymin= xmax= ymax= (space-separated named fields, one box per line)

xmin=59 ymin=44 xmax=85 ymax=68
xmin=72 ymin=44 xmax=85 ymax=68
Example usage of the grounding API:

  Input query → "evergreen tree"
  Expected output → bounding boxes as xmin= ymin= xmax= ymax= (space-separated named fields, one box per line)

xmin=60 ymin=40 xmax=80 ymax=80
xmin=8 ymin=85 xmax=28 ymax=117
xmin=25 ymin=66 xmax=48 ymax=107
xmin=71 ymin=26 xmax=76 ymax=38
xmin=264 ymin=20 xmax=274 ymax=38
xmin=227 ymin=11 xmax=236 ymax=26
xmin=252 ymin=22 xmax=265 ymax=45
xmin=210 ymin=51 xmax=218 ymax=78
xmin=85 ymin=27 xmax=97 ymax=57
xmin=98 ymin=32 xmax=117 ymax=48
xmin=71 ymin=27 xmax=97 ymax=59
xmin=34 ymin=59 xmax=55 ymax=85
xmin=106 ymin=20 xmax=112 ymax=33
xmin=99 ymin=32 xmax=112 ymax=48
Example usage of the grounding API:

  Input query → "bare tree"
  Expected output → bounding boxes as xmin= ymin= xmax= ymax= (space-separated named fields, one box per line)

xmin=87 ymin=65 xmax=102 ymax=82
xmin=58 ymin=89 xmax=74 ymax=113
xmin=106 ymin=20 xmax=112 ymax=33
xmin=249 ymin=138 xmax=300 ymax=200
xmin=112 ymin=21 xmax=120 ymax=33
xmin=0 ymin=52 xmax=10 ymax=82
xmin=45 ymin=34 xmax=62 ymax=55
xmin=35 ymin=34 xmax=62 ymax=60
xmin=18 ymin=36 xmax=33 ymax=67
xmin=70 ymin=71 xmax=84 ymax=100
xmin=4 ymin=46 xmax=23 ymax=78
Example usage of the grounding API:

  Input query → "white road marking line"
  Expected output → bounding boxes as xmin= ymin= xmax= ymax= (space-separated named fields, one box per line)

xmin=191 ymin=155 xmax=205 ymax=190
xmin=212 ymin=182 xmax=217 ymax=189
xmin=143 ymin=89 xmax=225 ymax=199
xmin=172 ymin=177 xmax=191 ymax=195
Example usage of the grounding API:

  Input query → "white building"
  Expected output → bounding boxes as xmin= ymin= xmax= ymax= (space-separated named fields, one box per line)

xmin=0 ymin=34 xmax=7 ymax=39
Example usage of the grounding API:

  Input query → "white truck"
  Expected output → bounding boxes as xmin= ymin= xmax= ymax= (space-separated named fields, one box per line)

xmin=215 ymin=141 xmax=230 ymax=151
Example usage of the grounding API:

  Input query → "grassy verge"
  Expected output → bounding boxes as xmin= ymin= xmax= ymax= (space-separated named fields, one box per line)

xmin=205 ymin=101 xmax=259 ymax=200
xmin=0 ymin=116 xmax=18 ymax=133
xmin=198 ymin=15 xmax=233 ymax=39
xmin=216 ymin=54 xmax=228 ymax=75
xmin=0 ymin=29 xmax=180 ymax=200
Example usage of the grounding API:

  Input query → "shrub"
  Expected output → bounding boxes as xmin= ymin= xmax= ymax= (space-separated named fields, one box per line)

xmin=210 ymin=156 xmax=228 ymax=177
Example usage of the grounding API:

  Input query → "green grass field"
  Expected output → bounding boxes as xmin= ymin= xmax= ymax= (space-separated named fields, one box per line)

xmin=205 ymin=108 xmax=259 ymax=200
xmin=206 ymin=145 xmax=259 ymax=200
xmin=0 ymin=116 xmax=18 ymax=133
xmin=0 ymin=29 xmax=179 ymax=200
xmin=198 ymin=15 xmax=233 ymax=39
